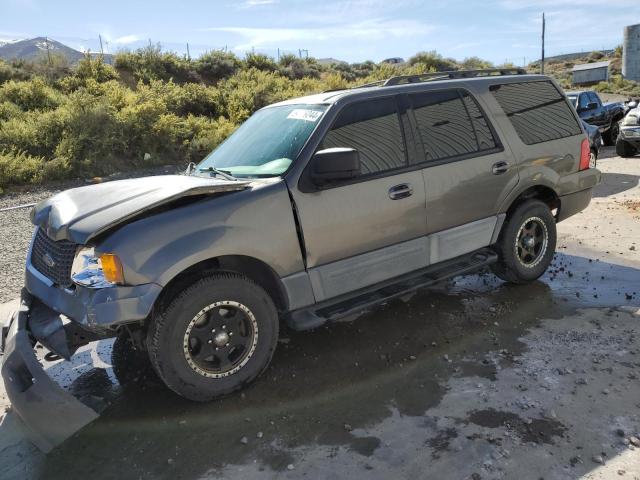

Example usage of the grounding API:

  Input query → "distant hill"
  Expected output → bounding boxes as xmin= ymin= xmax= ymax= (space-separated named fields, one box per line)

xmin=317 ymin=57 xmax=347 ymax=66
xmin=0 ymin=37 xmax=112 ymax=64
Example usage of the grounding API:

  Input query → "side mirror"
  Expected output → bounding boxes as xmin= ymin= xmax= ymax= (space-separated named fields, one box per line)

xmin=310 ymin=148 xmax=360 ymax=185
xmin=586 ymin=102 xmax=598 ymax=110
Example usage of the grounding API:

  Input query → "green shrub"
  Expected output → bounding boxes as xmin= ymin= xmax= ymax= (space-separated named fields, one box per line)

xmin=0 ymin=77 xmax=62 ymax=110
xmin=115 ymin=44 xmax=196 ymax=83
xmin=244 ymin=53 xmax=278 ymax=72
xmin=408 ymin=51 xmax=457 ymax=71
xmin=0 ymin=150 xmax=69 ymax=189
xmin=0 ymin=108 xmax=67 ymax=157
xmin=195 ymin=50 xmax=240 ymax=82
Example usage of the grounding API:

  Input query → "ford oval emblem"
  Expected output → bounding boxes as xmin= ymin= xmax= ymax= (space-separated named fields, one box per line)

xmin=42 ymin=252 xmax=56 ymax=268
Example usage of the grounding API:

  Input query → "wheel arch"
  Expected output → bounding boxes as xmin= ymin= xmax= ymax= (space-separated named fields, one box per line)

xmin=153 ymin=255 xmax=289 ymax=316
xmin=503 ymin=185 xmax=560 ymax=222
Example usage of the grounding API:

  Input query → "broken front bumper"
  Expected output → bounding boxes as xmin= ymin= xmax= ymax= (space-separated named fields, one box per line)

xmin=1 ymin=291 xmax=99 ymax=453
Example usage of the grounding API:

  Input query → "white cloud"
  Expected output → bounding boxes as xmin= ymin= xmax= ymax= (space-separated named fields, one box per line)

xmin=202 ymin=18 xmax=434 ymax=50
xmin=498 ymin=0 xmax=637 ymax=8
xmin=245 ymin=0 xmax=277 ymax=5
xmin=113 ymin=35 xmax=140 ymax=45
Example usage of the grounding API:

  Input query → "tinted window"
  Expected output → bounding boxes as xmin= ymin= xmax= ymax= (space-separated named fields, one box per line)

xmin=491 ymin=81 xmax=582 ymax=145
xmin=322 ymin=97 xmax=406 ymax=175
xmin=461 ymin=92 xmax=498 ymax=151
xmin=410 ymin=90 xmax=478 ymax=161
xmin=578 ymin=93 xmax=590 ymax=109
xmin=587 ymin=92 xmax=600 ymax=105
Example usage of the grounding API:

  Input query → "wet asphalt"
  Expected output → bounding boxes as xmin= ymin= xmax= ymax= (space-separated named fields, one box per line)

xmin=0 ymin=149 xmax=639 ymax=479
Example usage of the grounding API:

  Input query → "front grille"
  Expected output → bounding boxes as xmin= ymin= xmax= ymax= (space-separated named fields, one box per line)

xmin=31 ymin=228 xmax=78 ymax=287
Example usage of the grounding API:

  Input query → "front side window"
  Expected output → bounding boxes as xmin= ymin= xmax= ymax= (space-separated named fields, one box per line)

xmin=321 ymin=97 xmax=406 ymax=175
xmin=491 ymin=81 xmax=582 ymax=145
xmin=198 ymin=104 xmax=327 ymax=178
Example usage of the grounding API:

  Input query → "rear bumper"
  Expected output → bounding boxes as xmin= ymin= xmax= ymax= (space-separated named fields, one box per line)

xmin=1 ymin=291 xmax=99 ymax=452
xmin=557 ymin=187 xmax=594 ymax=222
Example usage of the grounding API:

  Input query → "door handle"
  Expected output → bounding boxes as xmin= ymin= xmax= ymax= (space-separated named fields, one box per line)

xmin=388 ymin=183 xmax=413 ymax=200
xmin=492 ymin=161 xmax=509 ymax=175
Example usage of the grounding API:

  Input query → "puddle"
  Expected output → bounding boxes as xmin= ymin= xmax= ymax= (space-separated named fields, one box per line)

xmin=467 ymin=408 xmax=567 ymax=445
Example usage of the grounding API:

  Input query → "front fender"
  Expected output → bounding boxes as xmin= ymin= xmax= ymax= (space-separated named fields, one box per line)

xmin=97 ymin=180 xmax=304 ymax=287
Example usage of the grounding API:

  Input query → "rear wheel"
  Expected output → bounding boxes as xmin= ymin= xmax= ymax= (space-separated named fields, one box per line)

xmin=616 ymin=138 xmax=637 ymax=158
xmin=491 ymin=199 xmax=557 ymax=284
xmin=146 ymin=273 xmax=279 ymax=401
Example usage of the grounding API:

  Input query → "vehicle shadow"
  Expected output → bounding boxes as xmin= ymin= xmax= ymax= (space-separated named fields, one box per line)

xmin=592 ymin=172 xmax=639 ymax=197
xmin=4 ymin=253 xmax=639 ymax=479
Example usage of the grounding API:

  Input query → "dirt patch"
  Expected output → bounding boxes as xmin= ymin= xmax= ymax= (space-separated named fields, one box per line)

xmin=619 ymin=199 xmax=640 ymax=217
xmin=467 ymin=408 xmax=567 ymax=445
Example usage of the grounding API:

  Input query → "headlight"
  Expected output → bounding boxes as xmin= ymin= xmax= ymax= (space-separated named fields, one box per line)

xmin=71 ymin=247 xmax=124 ymax=288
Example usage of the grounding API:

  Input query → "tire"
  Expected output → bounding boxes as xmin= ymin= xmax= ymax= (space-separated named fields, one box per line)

xmin=111 ymin=331 xmax=159 ymax=388
xmin=603 ymin=121 xmax=619 ymax=146
xmin=616 ymin=138 xmax=637 ymax=158
xmin=146 ymin=273 xmax=279 ymax=401
xmin=491 ymin=199 xmax=557 ymax=284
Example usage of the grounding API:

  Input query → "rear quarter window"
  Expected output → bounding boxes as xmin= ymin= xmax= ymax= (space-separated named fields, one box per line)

xmin=490 ymin=81 xmax=582 ymax=145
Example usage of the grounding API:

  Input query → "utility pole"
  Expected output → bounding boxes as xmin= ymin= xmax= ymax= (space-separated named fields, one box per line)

xmin=541 ymin=12 xmax=545 ymax=74
xmin=44 ymin=36 xmax=52 ymax=66
xmin=277 ymin=48 xmax=280 ymax=61
xmin=186 ymin=42 xmax=191 ymax=61
xmin=98 ymin=34 xmax=104 ymax=56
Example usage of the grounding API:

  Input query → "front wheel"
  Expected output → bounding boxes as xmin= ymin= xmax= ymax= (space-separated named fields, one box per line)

xmin=491 ymin=200 xmax=557 ymax=284
xmin=146 ymin=273 xmax=279 ymax=401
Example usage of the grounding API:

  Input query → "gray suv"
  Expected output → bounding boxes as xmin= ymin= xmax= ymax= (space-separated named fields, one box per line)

xmin=1 ymin=69 xmax=600 ymax=451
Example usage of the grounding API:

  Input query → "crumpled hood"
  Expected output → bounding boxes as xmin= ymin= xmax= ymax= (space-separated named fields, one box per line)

xmin=32 ymin=175 xmax=251 ymax=244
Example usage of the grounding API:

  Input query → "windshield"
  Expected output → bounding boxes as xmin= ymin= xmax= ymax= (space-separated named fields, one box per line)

xmin=566 ymin=94 xmax=578 ymax=108
xmin=197 ymin=104 xmax=327 ymax=178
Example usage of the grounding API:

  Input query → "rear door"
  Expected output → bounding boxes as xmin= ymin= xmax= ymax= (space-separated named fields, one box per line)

xmin=290 ymin=96 xmax=427 ymax=302
xmin=407 ymin=88 xmax=518 ymax=263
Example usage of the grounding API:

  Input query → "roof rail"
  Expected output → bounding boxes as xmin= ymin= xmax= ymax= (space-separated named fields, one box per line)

xmin=353 ymin=68 xmax=528 ymax=89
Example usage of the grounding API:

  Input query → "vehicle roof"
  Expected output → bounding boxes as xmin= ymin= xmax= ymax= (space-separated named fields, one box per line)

xmin=270 ymin=74 xmax=550 ymax=108
xmin=565 ymin=90 xmax=593 ymax=95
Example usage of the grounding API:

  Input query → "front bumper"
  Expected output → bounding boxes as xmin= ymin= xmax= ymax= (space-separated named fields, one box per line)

xmin=26 ymin=257 xmax=162 ymax=331
xmin=1 ymin=291 xmax=99 ymax=452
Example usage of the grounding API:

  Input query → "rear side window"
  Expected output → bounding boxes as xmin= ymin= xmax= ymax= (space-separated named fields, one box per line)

xmin=322 ymin=97 xmax=406 ymax=175
xmin=409 ymin=89 xmax=498 ymax=163
xmin=490 ymin=81 xmax=582 ymax=145
xmin=461 ymin=92 xmax=498 ymax=151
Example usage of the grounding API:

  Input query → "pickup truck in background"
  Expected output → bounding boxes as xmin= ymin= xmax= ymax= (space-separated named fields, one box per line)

xmin=566 ymin=90 xmax=625 ymax=146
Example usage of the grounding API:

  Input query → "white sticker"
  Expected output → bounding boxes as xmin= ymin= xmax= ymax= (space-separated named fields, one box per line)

xmin=287 ymin=109 xmax=323 ymax=122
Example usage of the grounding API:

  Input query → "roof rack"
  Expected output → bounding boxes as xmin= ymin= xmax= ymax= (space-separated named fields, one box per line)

xmin=354 ymin=68 xmax=528 ymax=89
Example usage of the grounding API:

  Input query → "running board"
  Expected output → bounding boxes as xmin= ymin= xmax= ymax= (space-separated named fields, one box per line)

xmin=286 ymin=248 xmax=498 ymax=331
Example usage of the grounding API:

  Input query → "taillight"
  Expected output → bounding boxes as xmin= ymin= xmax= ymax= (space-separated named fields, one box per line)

xmin=579 ymin=138 xmax=590 ymax=171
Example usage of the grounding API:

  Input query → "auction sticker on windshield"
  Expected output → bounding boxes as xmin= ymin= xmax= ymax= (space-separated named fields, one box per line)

xmin=287 ymin=109 xmax=324 ymax=122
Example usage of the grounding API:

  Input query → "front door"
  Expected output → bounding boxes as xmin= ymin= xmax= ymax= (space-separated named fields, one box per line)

xmin=290 ymin=96 xmax=427 ymax=302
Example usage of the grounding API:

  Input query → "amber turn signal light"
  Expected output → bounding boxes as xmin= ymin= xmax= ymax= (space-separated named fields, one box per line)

xmin=100 ymin=254 xmax=124 ymax=284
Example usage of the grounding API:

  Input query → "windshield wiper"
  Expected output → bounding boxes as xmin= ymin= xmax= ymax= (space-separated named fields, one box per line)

xmin=198 ymin=166 xmax=239 ymax=181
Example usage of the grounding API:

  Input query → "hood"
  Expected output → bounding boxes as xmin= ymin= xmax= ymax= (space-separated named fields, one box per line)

xmin=32 ymin=175 xmax=251 ymax=244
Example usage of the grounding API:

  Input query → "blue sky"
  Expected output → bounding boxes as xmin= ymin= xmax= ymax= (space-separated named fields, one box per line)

xmin=0 ymin=0 xmax=637 ymax=64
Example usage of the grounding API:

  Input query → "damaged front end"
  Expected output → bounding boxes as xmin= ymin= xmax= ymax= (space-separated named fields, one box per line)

xmin=1 ymin=290 xmax=103 ymax=453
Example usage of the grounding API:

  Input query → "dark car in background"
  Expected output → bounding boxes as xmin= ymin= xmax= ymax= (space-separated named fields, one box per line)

xmin=566 ymin=90 xmax=625 ymax=146
xmin=582 ymin=120 xmax=602 ymax=165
